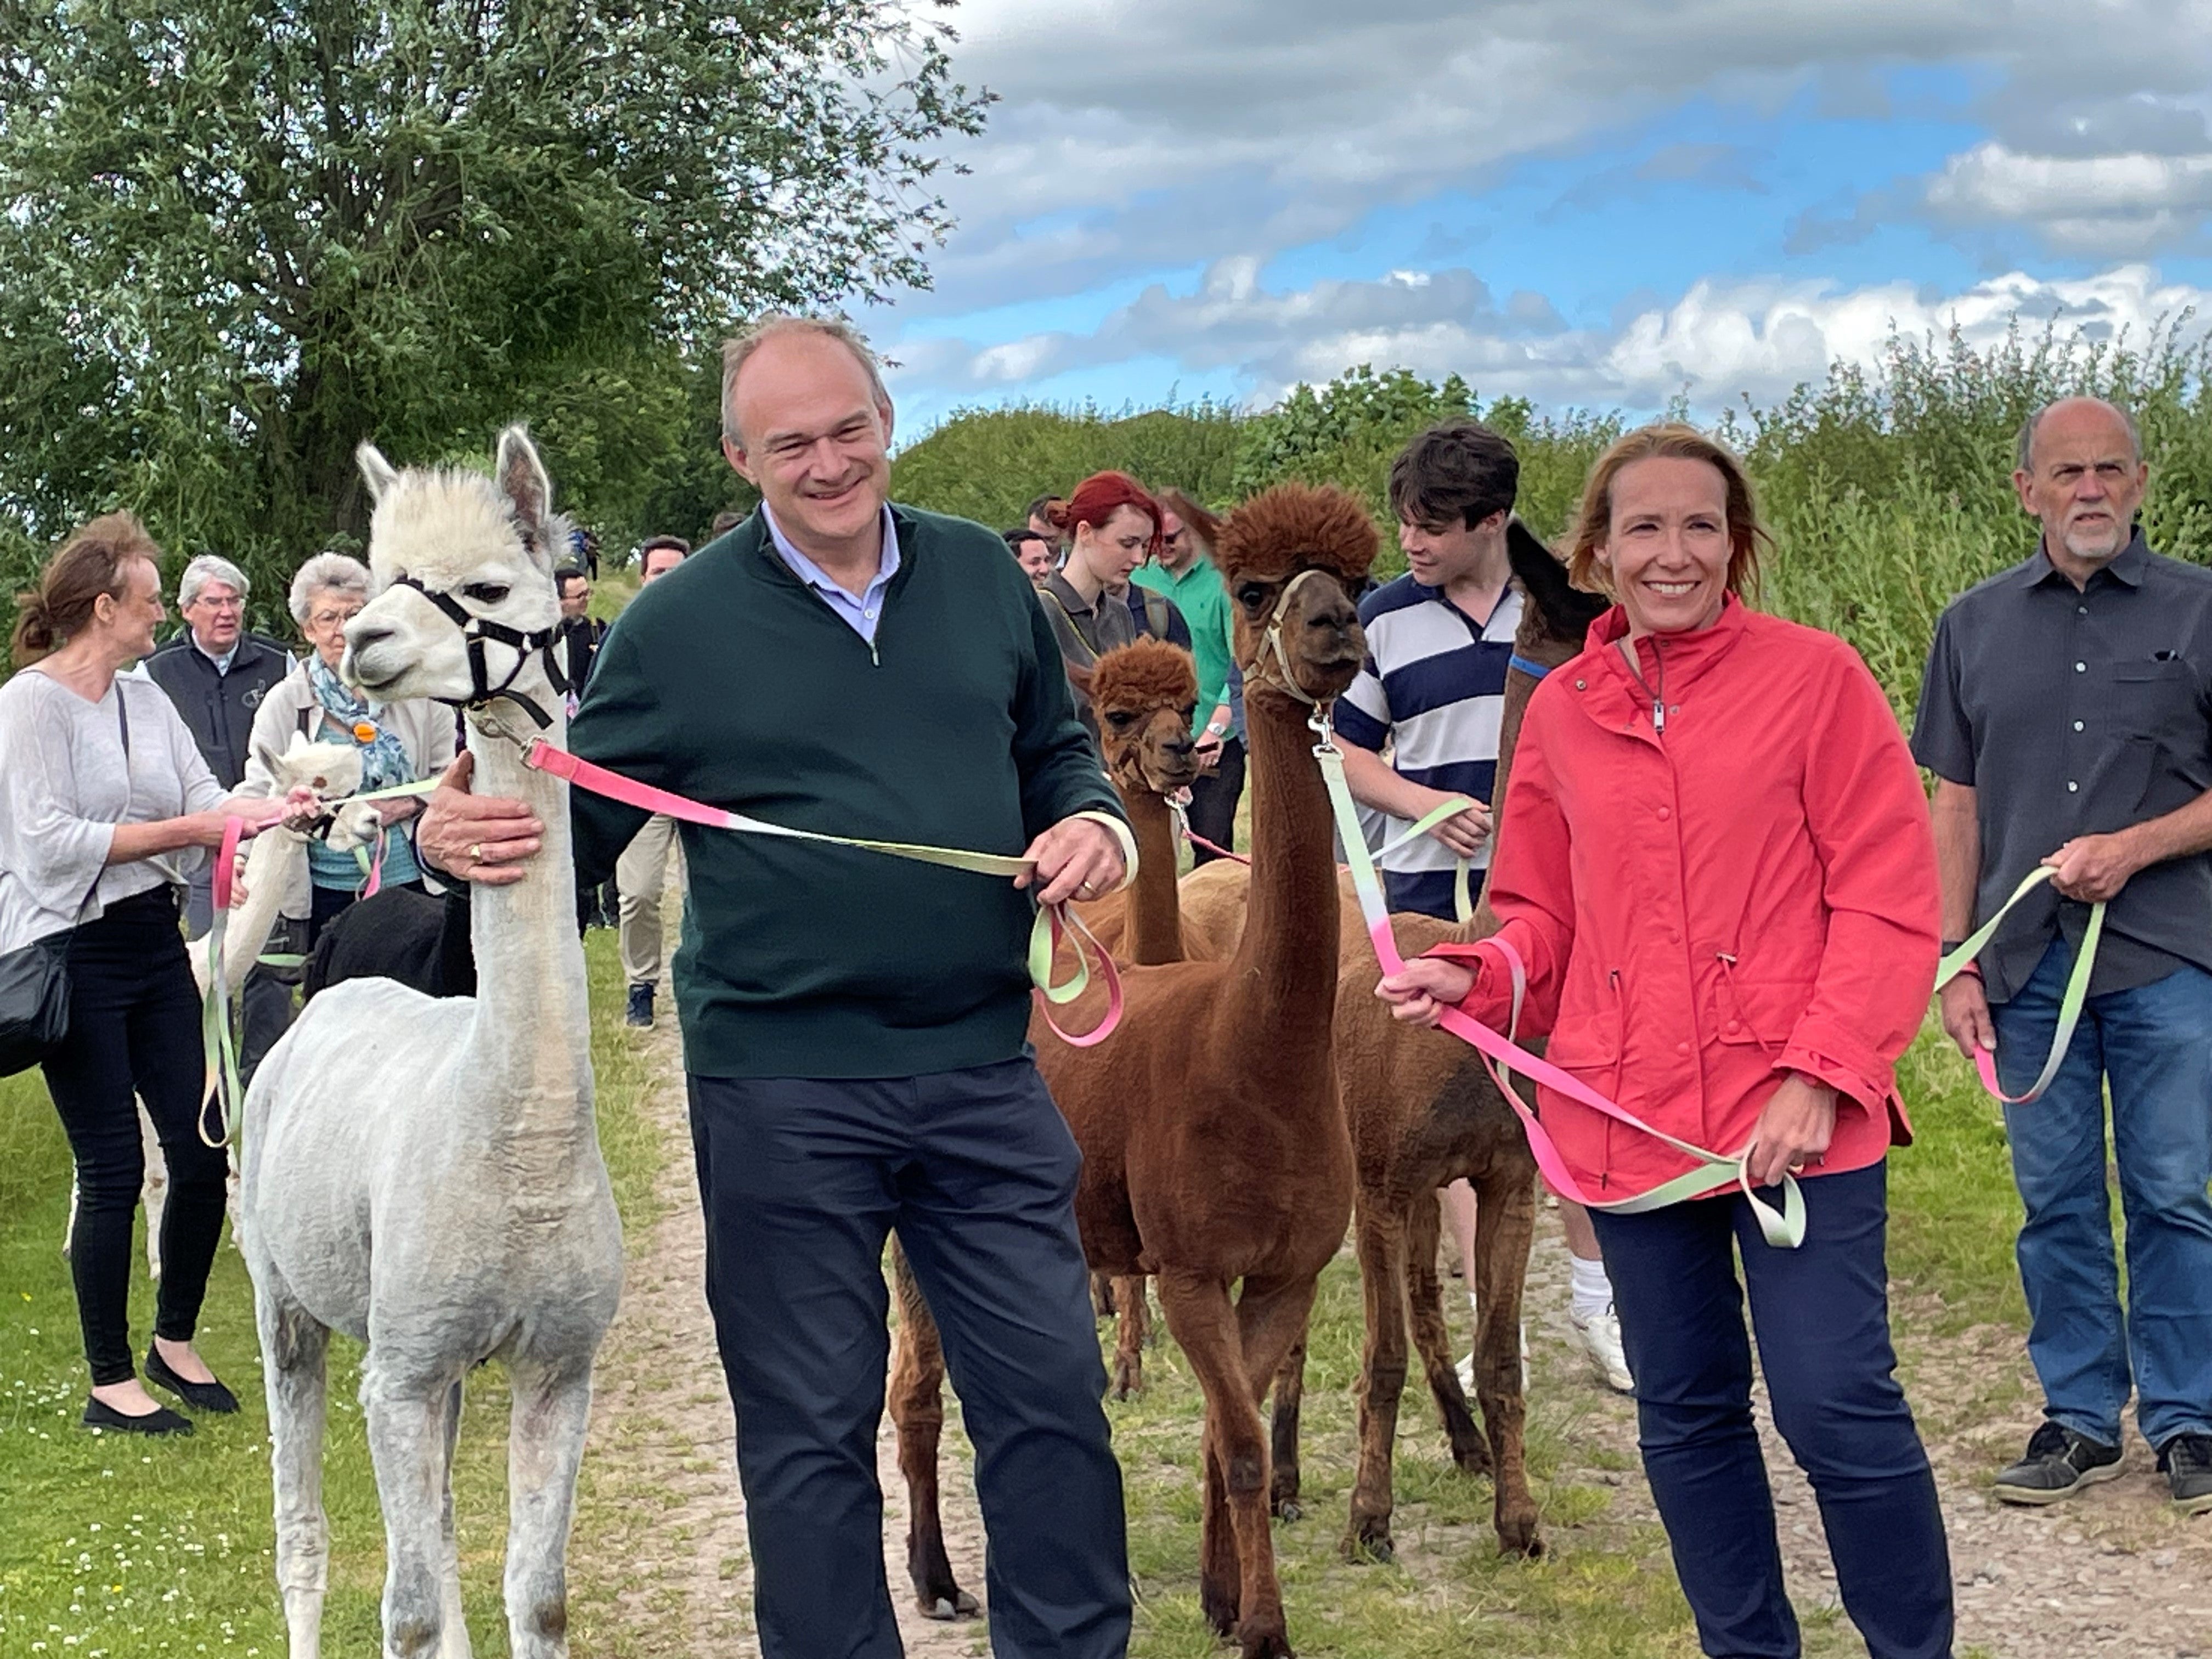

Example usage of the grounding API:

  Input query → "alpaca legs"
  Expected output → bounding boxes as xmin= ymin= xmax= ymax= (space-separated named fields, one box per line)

xmin=140 ymin=1101 xmax=168 ymax=1279
xmin=1109 ymin=1275 xmax=1149 ymax=1399
xmin=1156 ymin=1268 xmax=1301 ymax=1659
xmin=362 ymin=1361 xmax=464 ymax=1659
xmin=1347 ymin=1201 xmax=1410 ymax=1560
xmin=886 ymin=1238 xmax=975 ymax=1620
xmin=1268 ymin=1333 xmax=1306 ymax=1520
xmin=1408 ymin=1188 xmax=1489 ymax=1477
xmin=437 ymin=1382 xmax=472 ymax=1659
xmin=1470 ymin=1170 xmax=1542 ymax=1557
xmin=257 ymin=1284 xmax=331 ymax=1659
xmin=503 ymin=1360 xmax=593 ymax=1659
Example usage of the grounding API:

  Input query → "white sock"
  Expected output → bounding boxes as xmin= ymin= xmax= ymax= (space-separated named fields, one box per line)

xmin=1568 ymin=1254 xmax=1612 ymax=1321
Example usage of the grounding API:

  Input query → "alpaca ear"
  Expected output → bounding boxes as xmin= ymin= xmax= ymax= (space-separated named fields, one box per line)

xmin=357 ymin=442 xmax=400 ymax=506
xmin=1065 ymin=658 xmax=1097 ymax=706
xmin=1506 ymin=517 xmax=1605 ymax=635
xmin=283 ymin=730 xmax=310 ymax=757
xmin=494 ymin=425 xmax=555 ymax=565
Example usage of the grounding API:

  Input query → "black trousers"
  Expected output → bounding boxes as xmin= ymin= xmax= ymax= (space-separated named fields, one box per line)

xmin=1185 ymin=733 xmax=1245 ymax=865
xmin=43 ymin=887 xmax=230 ymax=1387
xmin=1591 ymin=1163 xmax=1953 ymax=1659
xmin=688 ymin=1059 xmax=1130 ymax=1659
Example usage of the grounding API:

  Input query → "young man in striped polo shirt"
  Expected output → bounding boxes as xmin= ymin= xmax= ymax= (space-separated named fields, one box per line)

xmin=1336 ymin=419 xmax=1631 ymax=1396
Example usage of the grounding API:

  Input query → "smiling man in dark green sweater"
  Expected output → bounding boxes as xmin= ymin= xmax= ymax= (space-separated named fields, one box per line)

xmin=420 ymin=317 xmax=1134 ymax=1659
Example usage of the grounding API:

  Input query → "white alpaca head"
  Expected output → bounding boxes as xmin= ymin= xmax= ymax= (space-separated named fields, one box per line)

xmin=343 ymin=425 xmax=563 ymax=712
xmin=270 ymin=731 xmax=365 ymax=802
xmin=266 ymin=733 xmax=369 ymax=847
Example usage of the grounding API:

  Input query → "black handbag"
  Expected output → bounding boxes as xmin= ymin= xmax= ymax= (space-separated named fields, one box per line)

xmin=0 ymin=691 xmax=129 ymax=1077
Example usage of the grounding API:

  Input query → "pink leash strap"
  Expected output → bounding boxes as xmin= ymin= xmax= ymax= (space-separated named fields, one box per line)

xmin=523 ymin=740 xmax=1124 ymax=1046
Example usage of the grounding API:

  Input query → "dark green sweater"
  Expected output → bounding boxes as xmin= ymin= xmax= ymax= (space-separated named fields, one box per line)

xmin=569 ymin=504 xmax=1121 ymax=1079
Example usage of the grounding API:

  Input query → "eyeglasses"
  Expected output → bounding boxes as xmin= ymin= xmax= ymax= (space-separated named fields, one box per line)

xmin=309 ymin=608 xmax=363 ymax=629
xmin=191 ymin=596 xmax=245 ymax=612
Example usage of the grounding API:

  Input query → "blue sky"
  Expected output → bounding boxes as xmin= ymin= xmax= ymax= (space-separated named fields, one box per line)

xmin=866 ymin=1 xmax=2212 ymax=436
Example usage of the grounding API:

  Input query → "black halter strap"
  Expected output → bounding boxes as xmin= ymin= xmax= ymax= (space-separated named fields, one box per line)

xmin=390 ymin=574 xmax=569 ymax=730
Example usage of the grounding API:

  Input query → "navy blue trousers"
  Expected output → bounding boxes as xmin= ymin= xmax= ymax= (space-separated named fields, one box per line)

xmin=1590 ymin=1161 xmax=1953 ymax=1659
xmin=687 ymin=1059 xmax=1130 ymax=1659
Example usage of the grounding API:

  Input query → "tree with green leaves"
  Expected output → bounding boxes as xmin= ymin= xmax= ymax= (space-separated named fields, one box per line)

xmin=0 ymin=0 xmax=986 ymax=633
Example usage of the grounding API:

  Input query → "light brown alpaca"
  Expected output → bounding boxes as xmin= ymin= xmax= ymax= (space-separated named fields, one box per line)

xmin=1266 ymin=523 xmax=1611 ymax=1564
xmin=885 ymin=637 xmax=1207 ymax=1619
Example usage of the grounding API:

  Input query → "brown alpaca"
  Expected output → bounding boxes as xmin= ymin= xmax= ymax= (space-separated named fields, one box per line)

xmin=884 ymin=637 xmax=1207 ymax=1620
xmin=890 ymin=485 xmax=1374 ymax=1658
xmin=1265 ymin=523 xmax=1611 ymax=1565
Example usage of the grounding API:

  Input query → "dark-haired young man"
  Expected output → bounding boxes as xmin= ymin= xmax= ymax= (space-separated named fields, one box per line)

xmin=1337 ymin=418 xmax=1630 ymax=1397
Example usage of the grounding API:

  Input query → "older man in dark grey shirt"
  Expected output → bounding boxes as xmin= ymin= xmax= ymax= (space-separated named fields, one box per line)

xmin=1913 ymin=395 xmax=2212 ymax=1516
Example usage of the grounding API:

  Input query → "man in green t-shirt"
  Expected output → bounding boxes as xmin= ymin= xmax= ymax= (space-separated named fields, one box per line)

xmin=1134 ymin=489 xmax=1243 ymax=861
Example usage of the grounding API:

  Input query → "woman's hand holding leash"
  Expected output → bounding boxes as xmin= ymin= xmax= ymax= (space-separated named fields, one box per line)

xmin=1375 ymin=956 xmax=1475 ymax=1028
xmin=1744 ymin=1073 xmax=1836 ymax=1189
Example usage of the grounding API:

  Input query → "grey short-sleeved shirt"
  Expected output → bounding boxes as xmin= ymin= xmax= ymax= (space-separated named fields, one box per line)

xmin=1911 ymin=532 xmax=2212 ymax=1002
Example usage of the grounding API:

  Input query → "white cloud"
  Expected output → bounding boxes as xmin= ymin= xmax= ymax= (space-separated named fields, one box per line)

xmin=895 ymin=0 xmax=2212 ymax=317
xmin=1922 ymin=142 xmax=2212 ymax=255
xmin=887 ymin=261 xmax=2212 ymax=417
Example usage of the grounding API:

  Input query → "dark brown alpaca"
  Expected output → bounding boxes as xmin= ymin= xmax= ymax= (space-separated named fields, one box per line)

xmin=885 ymin=637 xmax=1209 ymax=1620
xmin=1266 ymin=522 xmax=1611 ymax=1564
xmin=893 ymin=485 xmax=1374 ymax=1658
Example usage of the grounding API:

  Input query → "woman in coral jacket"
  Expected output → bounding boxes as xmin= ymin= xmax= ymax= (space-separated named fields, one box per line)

xmin=1379 ymin=424 xmax=1953 ymax=1659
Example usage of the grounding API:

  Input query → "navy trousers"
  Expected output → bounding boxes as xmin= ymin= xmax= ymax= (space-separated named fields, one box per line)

xmin=1590 ymin=1161 xmax=1953 ymax=1659
xmin=687 ymin=1059 xmax=1130 ymax=1659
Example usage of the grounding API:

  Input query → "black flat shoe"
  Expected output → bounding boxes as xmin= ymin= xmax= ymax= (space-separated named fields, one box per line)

xmin=145 ymin=1346 xmax=240 ymax=1415
xmin=83 ymin=1396 xmax=194 ymax=1436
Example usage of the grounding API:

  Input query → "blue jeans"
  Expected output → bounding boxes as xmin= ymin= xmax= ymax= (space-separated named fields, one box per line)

xmin=1992 ymin=940 xmax=2212 ymax=1449
xmin=1591 ymin=1163 xmax=1952 ymax=1659
xmin=687 ymin=1060 xmax=1130 ymax=1659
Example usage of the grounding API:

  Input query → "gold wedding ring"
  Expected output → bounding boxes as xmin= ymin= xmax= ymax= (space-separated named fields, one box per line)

xmin=469 ymin=843 xmax=483 ymax=862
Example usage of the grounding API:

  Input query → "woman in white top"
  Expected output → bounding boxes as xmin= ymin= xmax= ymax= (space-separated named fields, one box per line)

xmin=1 ymin=515 xmax=312 ymax=1436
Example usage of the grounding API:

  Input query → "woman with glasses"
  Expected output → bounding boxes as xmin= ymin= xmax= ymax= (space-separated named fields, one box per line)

xmin=239 ymin=552 xmax=455 ymax=953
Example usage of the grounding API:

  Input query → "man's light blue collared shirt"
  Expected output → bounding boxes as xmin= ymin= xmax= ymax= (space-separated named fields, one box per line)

xmin=191 ymin=634 xmax=239 ymax=675
xmin=763 ymin=503 xmax=901 ymax=645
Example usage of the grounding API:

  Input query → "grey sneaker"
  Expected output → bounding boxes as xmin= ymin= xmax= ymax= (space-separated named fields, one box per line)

xmin=625 ymin=983 xmax=654 ymax=1028
xmin=2157 ymin=1432 xmax=2212 ymax=1515
xmin=1993 ymin=1421 xmax=2122 ymax=1505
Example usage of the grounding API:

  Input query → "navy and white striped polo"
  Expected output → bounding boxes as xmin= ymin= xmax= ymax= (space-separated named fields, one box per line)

xmin=1336 ymin=574 xmax=1523 ymax=918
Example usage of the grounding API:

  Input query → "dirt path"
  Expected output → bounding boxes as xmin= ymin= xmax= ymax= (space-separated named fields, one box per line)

xmin=1520 ymin=1203 xmax=2212 ymax=1659
xmin=577 ymin=960 xmax=2206 ymax=1658
xmin=578 ymin=1016 xmax=990 ymax=1658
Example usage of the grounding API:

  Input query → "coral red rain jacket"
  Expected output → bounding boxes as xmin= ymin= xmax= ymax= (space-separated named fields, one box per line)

xmin=1427 ymin=596 xmax=1939 ymax=1203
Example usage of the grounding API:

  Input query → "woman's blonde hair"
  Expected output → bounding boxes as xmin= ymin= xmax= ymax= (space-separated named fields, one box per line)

xmin=1564 ymin=423 xmax=1770 ymax=599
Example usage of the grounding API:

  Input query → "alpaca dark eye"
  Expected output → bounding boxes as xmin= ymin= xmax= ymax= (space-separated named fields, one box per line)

xmin=1180 ymin=705 xmax=1197 ymax=722
xmin=462 ymin=583 xmax=510 ymax=605
xmin=1237 ymin=585 xmax=1268 ymax=610
xmin=1103 ymin=710 xmax=1136 ymax=729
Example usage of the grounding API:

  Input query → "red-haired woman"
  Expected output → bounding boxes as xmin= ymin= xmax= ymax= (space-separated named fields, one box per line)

xmin=1378 ymin=426 xmax=1954 ymax=1659
xmin=1037 ymin=471 xmax=1192 ymax=738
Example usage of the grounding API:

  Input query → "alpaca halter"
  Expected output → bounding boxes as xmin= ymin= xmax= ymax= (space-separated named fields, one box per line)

xmin=391 ymin=574 xmax=570 ymax=729
xmin=1247 ymin=566 xmax=1341 ymax=711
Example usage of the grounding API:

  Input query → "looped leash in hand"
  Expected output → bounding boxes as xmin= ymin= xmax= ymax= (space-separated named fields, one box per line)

xmin=520 ymin=742 xmax=1124 ymax=1048
xmin=1311 ymin=707 xmax=1805 ymax=1248
xmin=1934 ymin=866 xmax=2102 ymax=1105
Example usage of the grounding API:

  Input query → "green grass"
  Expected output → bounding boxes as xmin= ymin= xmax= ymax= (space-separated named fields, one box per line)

xmin=0 ymin=930 xmax=664 ymax=1659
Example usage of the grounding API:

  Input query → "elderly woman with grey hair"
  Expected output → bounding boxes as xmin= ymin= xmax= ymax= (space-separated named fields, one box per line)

xmin=239 ymin=552 xmax=455 ymax=957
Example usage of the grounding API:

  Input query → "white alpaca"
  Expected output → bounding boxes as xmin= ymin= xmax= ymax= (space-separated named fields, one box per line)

xmin=61 ymin=736 xmax=370 ymax=1279
xmin=239 ymin=427 xmax=622 ymax=1659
